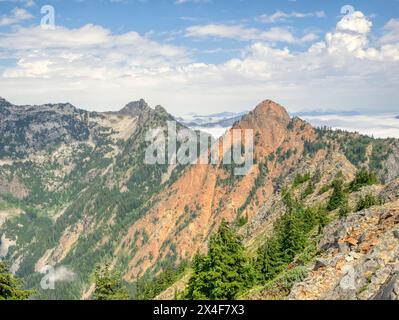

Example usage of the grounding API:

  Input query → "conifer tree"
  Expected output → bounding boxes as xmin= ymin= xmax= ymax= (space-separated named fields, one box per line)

xmin=0 ymin=261 xmax=32 ymax=300
xmin=327 ymin=178 xmax=347 ymax=211
xmin=276 ymin=213 xmax=306 ymax=263
xmin=185 ymin=220 xmax=255 ymax=300
xmin=256 ymin=236 xmax=283 ymax=281
xmin=93 ymin=263 xmax=129 ymax=300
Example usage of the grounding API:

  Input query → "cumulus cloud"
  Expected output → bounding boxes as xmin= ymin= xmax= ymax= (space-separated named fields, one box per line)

xmin=336 ymin=11 xmax=372 ymax=34
xmin=321 ymin=11 xmax=399 ymax=61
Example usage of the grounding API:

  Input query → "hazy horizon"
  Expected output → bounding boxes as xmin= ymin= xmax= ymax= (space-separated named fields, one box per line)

xmin=2 ymin=94 xmax=399 ymax=138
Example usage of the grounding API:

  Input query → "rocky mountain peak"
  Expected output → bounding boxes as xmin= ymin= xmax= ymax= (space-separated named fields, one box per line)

xmin=252 ymin=99 xmax=291 ymax=122
xmin=234 ymin=99 xmax=291 ymax=134
xmin=119 ymin=99 xmax=151 ymax=116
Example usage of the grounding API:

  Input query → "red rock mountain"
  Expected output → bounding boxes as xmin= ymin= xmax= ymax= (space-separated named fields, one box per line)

xmin=116 ymin=100 xmax=321 ymax=280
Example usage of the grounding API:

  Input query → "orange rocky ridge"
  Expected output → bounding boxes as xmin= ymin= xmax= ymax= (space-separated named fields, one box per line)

xmin=115 ymin=100 xmax=319 ymax=281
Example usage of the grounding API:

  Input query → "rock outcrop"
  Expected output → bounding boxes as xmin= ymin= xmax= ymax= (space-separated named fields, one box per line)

xmin=289 ymin=197 xmax=399 ymax=300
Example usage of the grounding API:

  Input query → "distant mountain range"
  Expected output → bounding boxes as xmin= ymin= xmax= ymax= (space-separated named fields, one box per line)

xmin=178 ymin=109 xmax=399 ymax=139
xmin=177 ymin=111 xmax=247 ymax=128
xmin=177 ymin=110 xmax=363 ymax=130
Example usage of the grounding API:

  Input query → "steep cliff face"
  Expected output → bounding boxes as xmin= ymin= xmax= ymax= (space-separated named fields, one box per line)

xmin=0 ymin=97 xmax=398 ymax=300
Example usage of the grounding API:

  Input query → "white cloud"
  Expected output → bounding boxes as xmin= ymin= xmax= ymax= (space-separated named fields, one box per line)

xmin=380 ymin=19 xmax=399 ymax=44
xmin=322 ymin=11 xmax=399 ymax=61
xmin=185 ymin=24 xmax=318 ymax=44
xmin=0 ymin=0 xmax=35 ymax=7
xmin=336 ymin=11 xmax=372 ymax=34
xmin=0 ymin=7 xmax=33 ymax=26
xmin=258 ymin=10 xmax=326 ymax=23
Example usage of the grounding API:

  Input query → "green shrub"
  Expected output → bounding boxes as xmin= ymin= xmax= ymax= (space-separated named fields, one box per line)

xmin=303 ymin=140 xmax=324 ymax=156
xmin=279 ymin=267 xmax=308 ymax=292
xmin=339 ymin=202 xmax=350 ymax=218
xmin=318 ymin=185 xmax=330 ymax=195
xmin=356 ymin=194 xmax=381 ymax=212
xmin=135 ymin=263 xmax=187 ymax=300
xmin=293 ymin=172 xmax=311 ymax=187
xmin=349 ymin=169 xmax=378 ymax=192
xmin=301 ymin=181 xmax=315 ymax=199
xmin=235 ymin=215 xmax=248 ymax=227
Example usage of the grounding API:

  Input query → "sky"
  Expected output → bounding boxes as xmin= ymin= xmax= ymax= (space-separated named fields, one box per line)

xmin=0 ymin=0 xmax=398 ymax=116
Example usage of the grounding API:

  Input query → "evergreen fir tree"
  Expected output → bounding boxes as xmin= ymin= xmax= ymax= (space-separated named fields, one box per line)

xmin=327 ymin=178 xmax=347 ymax=211
xmin=256 ymin=236 xmax=284 ymax=281
xmin=185 ymin=220 xmax=255 ymax=300
xmin=276 ymin=213 xmax=306 ymax=263
xmin=0 ymin=261 xmax=32 ymax=300
xmin=93 ymin=263 xmax=129 ymax=300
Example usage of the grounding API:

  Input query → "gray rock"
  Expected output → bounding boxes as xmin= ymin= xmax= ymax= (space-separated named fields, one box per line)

xmin=379 ymin=212 xmax=393 ymax=223
xmin=393 ymin=281 xmax=399 ymax=295
xmin=372 ymin=273 xmax=398 ymax=300
xmin=393 ymin=230 xmax=399 ymax=240
xmin=358 ymin=233 xmax=366 ymax=244
xmin=338 ymin=242 xmax=350 ymax=254
xmin=362 ymin=259 xmax=379 ymax=273
xmin=314 ymin=259 xmax=328 ymax=271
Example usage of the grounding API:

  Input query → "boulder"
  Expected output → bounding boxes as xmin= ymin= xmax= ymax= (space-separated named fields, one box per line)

xmin=313 ymin=259 xmax=328 ymax=271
